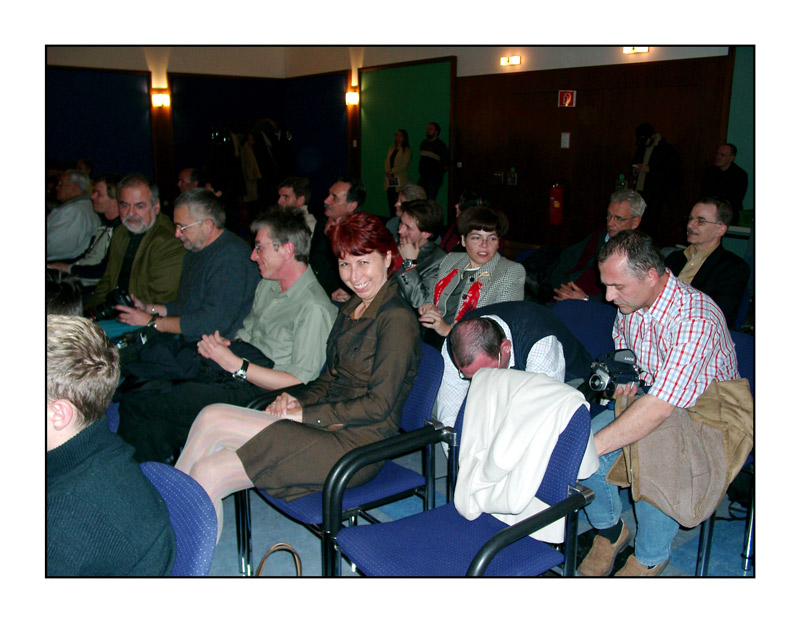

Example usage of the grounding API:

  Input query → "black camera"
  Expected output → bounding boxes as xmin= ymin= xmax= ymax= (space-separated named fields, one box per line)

xmin=588 ymin=349 xmax=642 ymax=393
xmin=86 ymin=287 xmax=135 ymax=322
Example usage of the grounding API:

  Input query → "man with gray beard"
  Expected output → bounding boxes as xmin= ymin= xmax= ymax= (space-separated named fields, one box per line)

xmin=86 ymin=173 xmax=185 ymax=309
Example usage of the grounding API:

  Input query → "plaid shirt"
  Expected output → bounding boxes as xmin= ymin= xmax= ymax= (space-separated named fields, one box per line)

xmin=614 ymin=270 xmax=739 ymax=408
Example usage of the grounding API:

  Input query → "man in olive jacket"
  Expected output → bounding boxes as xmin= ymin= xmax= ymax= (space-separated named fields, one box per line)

xmin=87 ymin=174 xmax=185 ymax=309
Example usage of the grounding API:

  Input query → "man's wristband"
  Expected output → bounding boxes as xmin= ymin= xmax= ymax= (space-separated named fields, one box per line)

xmin=583 ymin=296 xmax=589 ymax=302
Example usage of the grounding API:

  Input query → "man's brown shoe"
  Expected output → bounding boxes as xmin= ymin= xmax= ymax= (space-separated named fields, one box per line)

xmin=578 ymin=522 xmax=632 ymax=576
xmin=614 ymin=553 xmax=669 ymax=577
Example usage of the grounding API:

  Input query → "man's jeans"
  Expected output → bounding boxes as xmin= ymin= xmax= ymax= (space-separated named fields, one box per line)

xmin=580 ymin=407 xmax=679 ymax=566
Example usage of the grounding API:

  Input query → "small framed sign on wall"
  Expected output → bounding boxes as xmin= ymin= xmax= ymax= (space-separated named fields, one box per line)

xmin=558 ymin=90 xmax=577 ymax=107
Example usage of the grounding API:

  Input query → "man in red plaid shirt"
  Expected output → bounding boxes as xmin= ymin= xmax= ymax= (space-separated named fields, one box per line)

xmin=578 ymin=229 xmax=739 ymax=577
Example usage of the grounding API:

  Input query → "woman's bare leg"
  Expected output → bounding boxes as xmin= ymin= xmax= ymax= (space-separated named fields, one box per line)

xmin=175 ymin=403 xmax=279 ymax=541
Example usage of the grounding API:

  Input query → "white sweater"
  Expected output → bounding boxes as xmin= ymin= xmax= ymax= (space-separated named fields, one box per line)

xmin=454 ymin=368 xmax=599 ymax=543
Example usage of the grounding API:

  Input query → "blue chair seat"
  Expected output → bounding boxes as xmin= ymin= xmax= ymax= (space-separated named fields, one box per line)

xmin=336 ymin=503 xmax=564 ymax=576
xmin=256 ymin=461 xmax=425 ymax=526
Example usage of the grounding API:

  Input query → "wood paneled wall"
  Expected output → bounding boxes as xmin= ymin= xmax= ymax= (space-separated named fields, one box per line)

xmin=453 ymin=54 xmax=734 ymax=248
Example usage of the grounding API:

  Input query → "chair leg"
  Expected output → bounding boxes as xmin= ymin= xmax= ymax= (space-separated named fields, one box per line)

xmin=695 ymin=514 xmax=715 ymax=576
xmin=235 ymin=489 xmax=252 ymax=576
xmin=423 ymin=444 xmax=435 ymax=511
xmin=741 ymin=473 xmax=755 ymax=571
xmin=563 ymin=509 xmax=579 ymax=576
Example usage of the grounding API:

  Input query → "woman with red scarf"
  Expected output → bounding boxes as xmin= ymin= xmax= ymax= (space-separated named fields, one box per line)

xmin=418 ymin=205 xmax=524 ymax=349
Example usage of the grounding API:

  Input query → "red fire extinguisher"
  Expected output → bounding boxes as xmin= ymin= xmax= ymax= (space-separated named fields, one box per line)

xmin=549 ymin=182 xmax=565 ymax=226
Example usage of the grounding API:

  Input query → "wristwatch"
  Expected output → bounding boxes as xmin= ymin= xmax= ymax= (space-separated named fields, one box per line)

xmin=232 ymin=358 xmax=250 ymax=381
xmin=401 ymin=258 xmax=417 ymax=270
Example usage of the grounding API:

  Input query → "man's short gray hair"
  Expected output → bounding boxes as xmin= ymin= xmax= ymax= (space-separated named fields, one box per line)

xmin=175 ymin=188 xmax=226 ymax=228
xmin=64 ymin=169 xmax=90 ymax=194
xmin=251 ymin=206 xmax=312 ymax=264
xmin=398 ymin=184 xmax=427 ymax=202
xmin=118 ymin=173 xmax=160 ymax=206
xmin=609 ymin=189 xmax=647 ymax=217
xmin=598 ymin=229 xmax=665 ymax=279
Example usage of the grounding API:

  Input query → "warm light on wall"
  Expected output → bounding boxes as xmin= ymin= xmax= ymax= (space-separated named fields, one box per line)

xmin=622 ymin=47 xmax=649 ymax=54
xmin=346 ymin=91 xmax=360 ymax=106
xmin=151 ymin=89 xmax=171 ymax=107
xmin=500 ymin=55 xmax=522 ymax=66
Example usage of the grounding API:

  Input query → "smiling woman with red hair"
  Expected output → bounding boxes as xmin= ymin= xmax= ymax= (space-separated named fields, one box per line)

xmin=176 ymin=212 xmax=420 ymax=540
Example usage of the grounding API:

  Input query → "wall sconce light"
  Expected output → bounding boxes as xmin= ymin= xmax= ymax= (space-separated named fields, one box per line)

xmin=346 ymin=91 xmax=360 ymax=106
xmin=151 ymin=89 xmax=171 ymax=107
xmin=622 ymin=47 xmax=649 ymax=54
xmin=500 ymin=55 xmax=522 ymax=66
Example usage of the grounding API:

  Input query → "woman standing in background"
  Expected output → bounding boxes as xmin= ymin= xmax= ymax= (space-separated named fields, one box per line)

xmin=384 ymin=129 xmax=411 ymax=212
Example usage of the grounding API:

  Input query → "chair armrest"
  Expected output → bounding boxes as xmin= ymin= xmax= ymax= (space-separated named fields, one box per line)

xmin=321 ymin=422 xmax=453 ymax=534
xmin=466 ymin=484 xmax=595 ymax=576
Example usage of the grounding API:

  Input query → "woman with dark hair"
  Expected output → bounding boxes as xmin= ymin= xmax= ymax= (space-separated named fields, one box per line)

xmin=418 ymin=204 xmax=524 ymax=348
xmin=384 ymin=129 xmax=411 ymax=211
xmin=438 ymin=189 xmax=492 ymax=254
xmin=176 ymin=212 xmax=421 ymax=538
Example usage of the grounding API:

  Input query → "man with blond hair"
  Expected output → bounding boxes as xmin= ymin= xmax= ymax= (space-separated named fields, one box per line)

xmin=46 ymin=315 xmax=175 ymax=576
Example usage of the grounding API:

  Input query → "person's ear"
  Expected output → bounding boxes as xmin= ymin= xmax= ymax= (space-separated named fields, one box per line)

xmin=48 ymin=399 xmax=76 ymax=432
xmin=500 ymin=339 xmax=513 ymax=365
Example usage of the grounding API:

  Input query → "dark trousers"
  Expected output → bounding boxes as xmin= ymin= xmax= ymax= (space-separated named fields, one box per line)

xmin=418 ymin=174 xmax=443 ymax=202
xmin=116 ymin=380 xmax=272 ymax=463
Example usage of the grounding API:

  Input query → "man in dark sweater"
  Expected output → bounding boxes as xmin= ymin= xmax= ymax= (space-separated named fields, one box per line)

xmin=700 ymin=143 xmax=748 ymax=223
xmin=46 ymin=315 xmax=175 ymax=576
xmin=113 ymin=188 xmax=259 ymax=341
xmin=417 ymin=122 xmax=450 ymax=201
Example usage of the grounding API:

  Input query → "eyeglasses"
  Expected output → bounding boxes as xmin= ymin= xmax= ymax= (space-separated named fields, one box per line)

xmin=175 ymin=220 xmax=204 ymax=232
xmin=685 ymin=216 xmax=722 ymax=226
xmin=457 ymin=352 xmax=502 ymax=380
xmin=254 ymin=241 xmax=280 ymax=253
xmin=606 ymin=213 xmax=636 ymax=224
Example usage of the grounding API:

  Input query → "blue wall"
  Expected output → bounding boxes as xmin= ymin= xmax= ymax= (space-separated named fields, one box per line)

xmin=46 ymin=67 xmax=154 ymax=177
xmin=46 ymin=67 xmax=349 ymax=213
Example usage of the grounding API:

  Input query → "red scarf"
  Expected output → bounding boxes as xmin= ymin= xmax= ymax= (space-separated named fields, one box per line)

xmin=434 ymin=269 xmax=485 ymax=322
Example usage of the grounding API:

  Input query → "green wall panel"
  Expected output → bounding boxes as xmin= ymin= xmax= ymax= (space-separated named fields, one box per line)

xmin=360 ymin=60 xmax=452 ymax=219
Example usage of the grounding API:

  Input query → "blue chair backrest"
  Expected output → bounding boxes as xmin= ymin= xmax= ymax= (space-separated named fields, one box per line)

xmin=453 ymin=398 xmax=590 ymax=506
xmin=730 ymin=330 xmax=754 ymax=395
xmin=399 ymin=343 xmax=444 ymax=432
xmin=140 ymin=462 xmax=217 ymax=576
xmin=551 ymin=299 xmax=617 ymax=359
xmin=535 ymin=405 xmax=590 ymax=505
xmin=734 ymin=292 xmax=751 ymax=331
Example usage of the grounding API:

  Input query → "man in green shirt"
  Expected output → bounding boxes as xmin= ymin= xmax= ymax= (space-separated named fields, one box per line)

xmin=117 ymin=207 xmax=337 ymax=463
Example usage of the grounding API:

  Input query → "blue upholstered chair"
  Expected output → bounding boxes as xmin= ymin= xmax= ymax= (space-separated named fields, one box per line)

xmin=140 ymin=462 xmax=217 ymax=576
xmin=550 ymin=299 xmax=617 ymax=359
xmin=695 ymin=329 xmax=755 ymax=575
xmin=326 ymin=402 xmax=594 ymax=576
xmin=234 ymin=343 xmax=444 ymax=576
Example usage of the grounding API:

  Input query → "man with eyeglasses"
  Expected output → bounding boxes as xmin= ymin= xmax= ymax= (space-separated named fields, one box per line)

xmin=664 ymin=197 xmax=749 ymax=328
xmin=434 ymin=301 xmax=593 ymax=429
xmin=700 ymin=143 xmax=748 ymax=223
xmin=86 ymin=173 xmax=185 ymax=310
xmin=114 ymin=188 xmax=258 ymax=341
xmin=117 ymin=206 xmax=336 ymax=463
xmin=551 ymin=189 xmax=646 ymax=303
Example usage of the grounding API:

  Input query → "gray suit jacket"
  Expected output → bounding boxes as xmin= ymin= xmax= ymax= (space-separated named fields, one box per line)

xmin=429 ymin=251 xmax=525 ymax=321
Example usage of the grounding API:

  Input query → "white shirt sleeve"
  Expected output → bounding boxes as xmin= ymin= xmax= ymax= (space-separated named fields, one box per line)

xmin=525 ymin=335 xmax=566 ymax=382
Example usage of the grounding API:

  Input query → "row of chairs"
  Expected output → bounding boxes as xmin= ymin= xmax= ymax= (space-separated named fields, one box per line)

xmin=135 ymin=298 xmax=753 ymax=576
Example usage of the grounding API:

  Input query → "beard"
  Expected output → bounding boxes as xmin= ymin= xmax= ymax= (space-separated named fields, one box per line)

xmin=123 ymin=215 xmax=155 ymax=234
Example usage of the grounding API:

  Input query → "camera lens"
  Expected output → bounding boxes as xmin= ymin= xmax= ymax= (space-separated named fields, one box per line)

xmin=589 ymin=371 xmax=611 ymax=392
